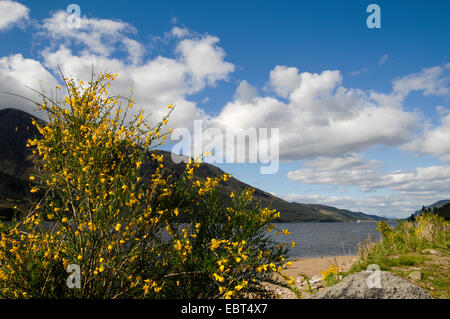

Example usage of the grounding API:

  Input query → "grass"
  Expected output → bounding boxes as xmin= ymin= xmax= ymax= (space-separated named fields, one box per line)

xmin=344 ymin=214 xmax=450 ymax=299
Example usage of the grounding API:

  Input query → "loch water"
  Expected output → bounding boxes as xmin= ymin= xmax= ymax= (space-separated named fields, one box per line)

xmin=273 ymin=221 xmax=398 ymax=258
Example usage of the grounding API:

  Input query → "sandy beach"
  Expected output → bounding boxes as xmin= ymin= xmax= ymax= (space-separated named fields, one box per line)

xmin=264 ymin=255 xmax=359 ymax=298
xmin=282 ymin=255 xmax=358 ymax=279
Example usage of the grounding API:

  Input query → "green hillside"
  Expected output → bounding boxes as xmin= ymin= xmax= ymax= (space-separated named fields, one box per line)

xmin=0 ymin=108 xmax=385 ymax=222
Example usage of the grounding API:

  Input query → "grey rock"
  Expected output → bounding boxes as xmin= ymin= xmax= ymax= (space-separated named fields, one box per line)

xmin=310 ymin=276 xmax=322 ymax=284
xmin=421 ymin=249 xmax=440 ymax=256
xmin=408 ymin=270 xmax=423 ymax=281
xmin=308 ymin=271 xmax=433 ymax=299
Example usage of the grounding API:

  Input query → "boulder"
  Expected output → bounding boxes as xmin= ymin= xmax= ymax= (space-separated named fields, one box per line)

xmin=308 ymin=271 xmax=433 ymax=299
xmin=408 ymin=270 xmax=423 ymax=281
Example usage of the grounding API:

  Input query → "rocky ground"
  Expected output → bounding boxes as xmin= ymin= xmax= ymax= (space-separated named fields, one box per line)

xmin=309 ymin=271 xmax=433 ymax=299
xmin=266 ymin=255 xmax=358 ymax=299
xmin=265 ymin=254 xmax=442 ymax=299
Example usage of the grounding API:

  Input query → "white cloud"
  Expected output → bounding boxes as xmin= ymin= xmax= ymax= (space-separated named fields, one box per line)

xmin=392 ymin=64 xmax=450 ymax=97
xmin=0 ymin=11 xmax=235 ymax=131
xmin=0 ymin=0 xmax=29 ymax=31
xmin=285 ymin=155 xmax=450 ymax=217
xmin=268 ymin=65 xmax=302 ymax=98
xmin=287 ymin=154 xmax=382 ymax=189
xmin=288 ymin=154 xmax=450 ymax=191
xmin=397 ymin=65 xmax=450 ymax=161
xmin=0 ymin=54 xmax=58 ymax=118
xmin=0 ymin=12 xmax=231 ymax=133
xmin=436 ymin=105 xmax=449 ymax=116
xmin=212 ymin=67 xmax=419 ymax=160
xmin=176 ymin=35 xmax=235 ymax=92
xmin=233 ymin=80 xmax=257 ymax=103
xmin=403 ymin=112 xmax=450 ymax=162
xmin=171 ymin=26 xmax=190 ymax=38
xmin=40 ymin=11 xmax=142 ymax=63
xmin=378 ymin=54 xmax=389 ymax=66
xmin=40 ymin=46 xmax=206 ymax=129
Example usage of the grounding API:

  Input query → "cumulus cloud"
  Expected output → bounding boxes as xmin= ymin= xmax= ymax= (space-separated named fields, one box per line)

xmin=176 ymin=35 xmax=235 ymax=92
xmin=287 ymin=154 xmax=382 ymax=190
xmin=403 ymin=112 xmax=450 ymax=162
xmin=1 ymin=10 xmax=235 ymax=130
xmin=40 ymin=11 xmax=142 ymax=63
xmin=0 ymin=0 xmax=29 ymax=31
xmin=3 ymin=9 xmax=448 ymax=165
xmin=0 ymin=54 xmax=58 ymax=119
xmin=392 ymin=64 xmax=450 ymax=97
xmin=233 ymin=80 xmax=257 ymax=103
xmin=268 ymin=65 xmax=302 ymax=98
xmin=396 ymin=65 xmax=450 ymax=161
xmin=212 ymin=67 xmax=419 ymax=161
xmin=285 ymin=155 xmax=450 ymax=217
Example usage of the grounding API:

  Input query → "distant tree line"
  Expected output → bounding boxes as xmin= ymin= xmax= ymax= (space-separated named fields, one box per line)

xmin=408 ymin=203 xmax=450 ymax=221
xmin=434 ymin=203 xmax=450 ymax=220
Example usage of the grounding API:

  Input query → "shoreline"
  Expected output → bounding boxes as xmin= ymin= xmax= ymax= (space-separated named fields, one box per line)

xmin=282 ymin=255 xmax=358 ymax=279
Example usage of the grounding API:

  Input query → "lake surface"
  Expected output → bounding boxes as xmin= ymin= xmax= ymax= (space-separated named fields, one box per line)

xmin=1 ymin=220 xmax=397 ymax=259
xmin=273 ymin=221 xmax=397 ymax=259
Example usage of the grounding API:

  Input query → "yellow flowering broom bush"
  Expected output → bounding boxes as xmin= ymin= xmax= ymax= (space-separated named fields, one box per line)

xmin=0 ymin=71 xmax=292 ymax=298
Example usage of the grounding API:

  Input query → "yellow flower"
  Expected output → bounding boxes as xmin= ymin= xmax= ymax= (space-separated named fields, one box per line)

xmin=77 ymin=255 xmax=83 ymax=261
xmin=288 ymin=276 xmax=294 ymax=285
xmin=213 ymin=273 xmax=224 ymax=283
xmin=115 ymin=223 xmax=121 ymax=231
xmin=173 ymin=240 xmax=182 ymax=251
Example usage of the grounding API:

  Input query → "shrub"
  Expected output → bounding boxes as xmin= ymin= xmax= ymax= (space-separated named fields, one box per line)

xmin=352 ymin=213 xmax=448 ymax=273
xmin=320 ymin=264 xmax=340 ymax=287
xmin=0 ymin=71 xmax=293 ymax=299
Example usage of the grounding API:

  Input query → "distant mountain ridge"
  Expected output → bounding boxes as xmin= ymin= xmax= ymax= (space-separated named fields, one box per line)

xmin=413 ymin=199 xmax=450 ymax=218
xmin=0 ymin=107 xmax=387 ymax=222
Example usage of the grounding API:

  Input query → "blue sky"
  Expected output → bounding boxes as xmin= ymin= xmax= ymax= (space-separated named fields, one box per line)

xmin=0 ymin=0 xmax=449 ymax=217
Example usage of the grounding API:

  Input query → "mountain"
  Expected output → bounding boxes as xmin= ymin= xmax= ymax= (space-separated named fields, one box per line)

xmin=0 ymin=108 xmax=385 ymax=222
xmin=434 ymin=202 xmax=450 ymax=220
xmin=413 ymin=199 xmax=450 ymax=218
